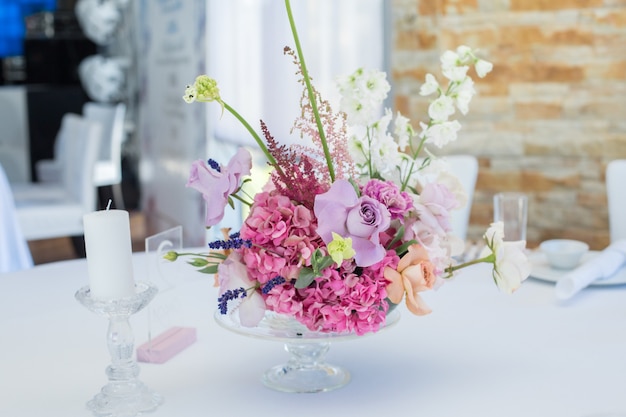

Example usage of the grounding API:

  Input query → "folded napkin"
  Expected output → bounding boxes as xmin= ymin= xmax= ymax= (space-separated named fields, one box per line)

xmin=555 ymin=239 xmax=626 ymax=300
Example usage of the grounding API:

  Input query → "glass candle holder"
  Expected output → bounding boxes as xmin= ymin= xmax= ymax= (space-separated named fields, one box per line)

xmin=75 ymin=281 xmax=163 ymax=417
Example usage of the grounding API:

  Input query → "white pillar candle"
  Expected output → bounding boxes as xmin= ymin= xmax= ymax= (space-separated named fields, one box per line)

xmin=83 ymin=209 xmax=136 ymax=300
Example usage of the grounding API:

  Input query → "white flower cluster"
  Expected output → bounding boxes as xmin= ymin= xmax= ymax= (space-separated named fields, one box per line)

xmin=419 ymin=45 xmax=493 ymax=149
xmin=336 ymin=45 xmax=493 ymax=188
xmin=336 ymin=69 xmax=414 ymax=181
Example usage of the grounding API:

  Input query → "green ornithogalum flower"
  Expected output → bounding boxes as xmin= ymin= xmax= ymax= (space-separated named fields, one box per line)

xmin=183 ymin=75 xmax=223 ymax=107
xmin=327 ymin=232 xmax=356 ymax=266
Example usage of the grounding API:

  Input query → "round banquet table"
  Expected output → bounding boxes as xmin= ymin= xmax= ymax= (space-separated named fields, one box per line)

xmin=1 ymin=251 xmax=625 ymax=417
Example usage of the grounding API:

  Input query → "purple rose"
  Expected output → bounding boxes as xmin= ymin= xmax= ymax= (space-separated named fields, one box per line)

xmin=362 ymin=179 xmax=414 ymax=220
xmin=314 ymin=180 xmax=391 ymax=267
xmin=186 ymin=147 xmax=252 ymax=226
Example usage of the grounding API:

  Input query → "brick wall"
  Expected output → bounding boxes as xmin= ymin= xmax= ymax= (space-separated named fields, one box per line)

xmin=391 ymin=0 xmax=626 ymax=249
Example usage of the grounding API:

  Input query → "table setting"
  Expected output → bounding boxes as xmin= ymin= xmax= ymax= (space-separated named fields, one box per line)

xmin=2 ymin=1 xmax=625 ymax=415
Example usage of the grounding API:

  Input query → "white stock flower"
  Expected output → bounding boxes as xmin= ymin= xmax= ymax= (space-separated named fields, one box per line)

xmin=443 ymin=65 xmax=470 ymax=82
xmin=440 ymin=50 xmax=460 ymax=71
xmin=347 ymin=134 xmax=368 ymax=166
xmin=371 ymin=137 xmax=402 ymax=175
xmin=455 ymin=45 xmax=474 ymax=64
xmin=362 ymin=69 xmax=391 ymax=103
xmin=420 ymin=73 xmax=440 ymax=96
xmin=428 ymin=95 xmax=455 ymax=122
xmin=340 ymin=95 xmax=377 ymax=126
xmin=421 ymin=120 xmax=462 ymax=148
xmin=452 ymin=77 xmax=476 ymax=115
xmin=394 ymin=111 xmax=414 ymax=150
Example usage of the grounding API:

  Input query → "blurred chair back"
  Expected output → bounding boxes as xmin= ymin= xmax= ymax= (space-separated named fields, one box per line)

xmin=606 ymin=159 xmax=626 ymax=243
xmin=13 ymin=113 xmax=102 ymax=241
xmin=36 ymin=101 xmax=127 ymax=208
xmin=0 ymin=163 xmax=33 ymax=272
xmin=445 ymin=155 xmax=479 ymax=241
xmin=83 ymin=101 xmax=127 ymax=208
xmin=416 ymin=155 xmax=479 ymax=241
xmin=0 ymin=86 xmax=31 ymax=183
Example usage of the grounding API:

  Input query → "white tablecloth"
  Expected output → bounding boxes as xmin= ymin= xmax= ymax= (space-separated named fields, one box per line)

xmin=0 ymin=163 xmax=32 ymax=273
xmin=1 ymin=252 xmax=625 ymax=417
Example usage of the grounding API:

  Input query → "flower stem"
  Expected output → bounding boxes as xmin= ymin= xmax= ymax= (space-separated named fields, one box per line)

xmin=285 ymin=0 xmax=335 ymax=182
xmin=222 ymin=101 xmax=285 ymax=178
xmin=230 ymin=192 xmax=252 ymax=207
xmin=444 ymin=253 xmax=495 ymax=277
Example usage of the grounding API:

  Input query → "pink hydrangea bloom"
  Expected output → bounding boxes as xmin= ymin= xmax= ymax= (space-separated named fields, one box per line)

xmin=186 ymin=147 xmax=252 ymax=226
xmin=240 ymin=191 xmax=320 ymax=284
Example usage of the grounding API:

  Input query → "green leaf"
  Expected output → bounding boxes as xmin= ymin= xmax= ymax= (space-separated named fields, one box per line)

xmin=198 ymin=264 xmax=219 ymax=274
xmin=386 ymin=225 xmax=405 ymax=250
xmin=395 ymin=239 xmax=418 ymax=256
xmin=316 ymin=255 xmax=334 ymax=271
xmin=187 ymin=257 xmax=209 ymax=267
xmin=295 ymin=267 xmax=317 ymax=289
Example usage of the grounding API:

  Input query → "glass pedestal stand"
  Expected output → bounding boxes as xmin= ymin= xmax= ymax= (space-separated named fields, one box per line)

xmin=215 ymin=308 xmax=401 ymax=393
xmin=262 ymin=341 xmax=350 ymax=393
xmin=75 ymin=282 xmax=163 ymax=417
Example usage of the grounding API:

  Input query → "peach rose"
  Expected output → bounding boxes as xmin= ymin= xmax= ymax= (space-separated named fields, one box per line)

xmin=384 ymin=244 xmax=436 ymax=315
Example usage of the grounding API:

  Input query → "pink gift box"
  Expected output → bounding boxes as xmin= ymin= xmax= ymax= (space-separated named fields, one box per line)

xmin=136 ymin=326 xmax=197 ymax=364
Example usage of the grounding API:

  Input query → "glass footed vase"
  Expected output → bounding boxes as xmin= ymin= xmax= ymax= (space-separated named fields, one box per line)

xmin=214 ymin=307 xmax=400 ymax=393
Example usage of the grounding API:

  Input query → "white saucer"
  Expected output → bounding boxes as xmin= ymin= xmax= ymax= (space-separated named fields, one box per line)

xmin=528 ymin=250 xmax=626 ymax=286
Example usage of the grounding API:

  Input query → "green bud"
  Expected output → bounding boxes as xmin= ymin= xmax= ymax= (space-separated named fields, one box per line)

xmin=163 ymin=251 xmax=178 ymax=262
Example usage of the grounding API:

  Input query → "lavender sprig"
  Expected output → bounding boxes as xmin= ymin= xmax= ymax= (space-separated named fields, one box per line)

xmin=217 ymin=287 xmax=248 ymax=315
xmin=261 ymin=276 xmax=286 ymax=295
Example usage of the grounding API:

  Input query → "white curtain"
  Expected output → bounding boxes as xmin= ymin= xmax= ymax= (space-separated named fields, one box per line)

xmin=206 ymin=0 xmax=387 ymax=147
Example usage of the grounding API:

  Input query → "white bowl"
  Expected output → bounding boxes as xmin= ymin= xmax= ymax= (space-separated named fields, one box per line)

xmin=539 ymin=239 xmax=589 ymax=270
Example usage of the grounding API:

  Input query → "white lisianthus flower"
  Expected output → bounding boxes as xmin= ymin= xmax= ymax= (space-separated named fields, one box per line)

xmin=481 ymin=222 xmax=530 ymax=294
xmin=428 ymin=95 xmax=455 ymax=122
xmin=421 ymin=120 xmax=462 ymax=148
xmin=420 ymin=73 xmax=440 ymax=96
xmin=475 ymin=59 xmax=493 ymax=78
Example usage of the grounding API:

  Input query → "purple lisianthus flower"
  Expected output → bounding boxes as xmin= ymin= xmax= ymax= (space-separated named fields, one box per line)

xmin=186 ymin=147 xmax=252 ymax=226
xmin=314 ymin=179 xmax=391 ymax=267
xmin=362 ymin=179 xmax=413 ymax=220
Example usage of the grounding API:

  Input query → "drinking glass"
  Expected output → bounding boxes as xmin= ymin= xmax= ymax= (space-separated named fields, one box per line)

xmin=493 ymin=192 xmax=528 ymax=242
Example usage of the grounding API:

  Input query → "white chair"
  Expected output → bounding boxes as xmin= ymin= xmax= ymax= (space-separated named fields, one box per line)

xmin=606 ymin=159 xmax=626 ymax=243
xmin=36 ymin=101 xmax=127 ymax=208
xmin=11 ymin=113 xmax=102 ymax=243
xmin=417 ymin=155 xmax=479 ymax=241
xmin=0 ymin=163 xmax=33 ymax=273
xmin=84 ymin=102 xmax=127 ymax=208
xmin=0 ymin=86 xmax=31 ymax=183
xmin=445 ymin=155 xmax=479 ymax=241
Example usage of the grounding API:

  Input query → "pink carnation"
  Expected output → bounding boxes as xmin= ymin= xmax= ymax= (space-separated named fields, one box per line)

xmin=362 ymin=179 xmax=413 ymax=220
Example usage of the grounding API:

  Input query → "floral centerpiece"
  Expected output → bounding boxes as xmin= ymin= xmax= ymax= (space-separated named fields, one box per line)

xmin=169 ymin=0 xmax=530 ymax=336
